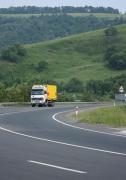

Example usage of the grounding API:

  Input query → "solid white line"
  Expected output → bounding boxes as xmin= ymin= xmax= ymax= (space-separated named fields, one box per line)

xmin=0 ymin=126 xmax=126 ymax=157
xmin=52 ymin=110 xmax=126 ymax=138
xmin=28 ymin=160 xmax=87 ymax=174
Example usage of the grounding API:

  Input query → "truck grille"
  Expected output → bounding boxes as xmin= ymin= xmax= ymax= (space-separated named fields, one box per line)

xmin=32 ymin=98 xmax=43 ymax=100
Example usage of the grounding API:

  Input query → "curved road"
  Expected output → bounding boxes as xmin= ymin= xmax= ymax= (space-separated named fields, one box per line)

xmin=0 ymin=104 xmax=126 ymax=180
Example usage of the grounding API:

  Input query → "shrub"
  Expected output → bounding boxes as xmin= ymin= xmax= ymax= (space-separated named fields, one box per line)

xmin=36 ymin=61 xmax=48 ymax=72
xmin=65 ymin=78 xmax=83 ymax=93
xmin=104 ymin=45 xmax=126 ymax=70
xmin=1 ymin=44 xmax=26 ymax=63
xmin=108 ymin=52 xmax=126 ymax=69
xmin=104 ymin=26 xmax=118 ymax=37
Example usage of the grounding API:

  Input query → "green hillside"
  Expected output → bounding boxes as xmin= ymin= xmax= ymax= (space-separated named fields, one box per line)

xmin=69 ymin=13 xmax=126 ymax=19
xmin=0 ymin=13 xmax=126 ymax=19
xmin=0 ymin=13 xmax=125 ymax=49
xmin=1 ymin=24 xmax=126 ymax=85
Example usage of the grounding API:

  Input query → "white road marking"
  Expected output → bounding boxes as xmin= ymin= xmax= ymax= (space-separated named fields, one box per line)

xmin=28 ymin=160 xmax=87 ymax=174
xmin=0 ymin=126 xmax=126 ymax=157
xmin=52 ymin=110 xmax=126 ymax=138
xmin=0 ymin=106 xmax=126 ymax=156
xmin=0 ymin=105 xmax=69 ymax=116
xmin=119 ymin=130 xmax=126 ymax=135
xmin=0 ymin=108 xmax=43 ymax=116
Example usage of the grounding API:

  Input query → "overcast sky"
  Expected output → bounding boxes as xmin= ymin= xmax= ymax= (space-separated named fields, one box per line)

xmin=0 ymin=0 xmax=126 ymax=13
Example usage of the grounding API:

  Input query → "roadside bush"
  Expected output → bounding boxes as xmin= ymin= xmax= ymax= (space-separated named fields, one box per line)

xmin=65 ymin=78 xmax=83 ymax=93
xmin=81 ymin=91 xmax=95 ymax=102
xmin=58 ymin=93 xmax=74 ymax=102
xmin=0 ymin=83 xmax=6 ymax=102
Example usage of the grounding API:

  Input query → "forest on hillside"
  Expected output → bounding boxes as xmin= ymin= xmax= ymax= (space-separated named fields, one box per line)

xmin=0 ymin=6 xmax=120 ymax=14
xmin=0 ymin=14 xmax=125 ymax=49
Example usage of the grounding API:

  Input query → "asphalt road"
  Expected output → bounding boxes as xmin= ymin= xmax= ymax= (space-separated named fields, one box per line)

xmin=0 ymin=104 xmax=126 ymax=180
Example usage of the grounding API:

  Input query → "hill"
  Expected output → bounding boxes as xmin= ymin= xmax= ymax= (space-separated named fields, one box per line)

xmin=0 ymin=13 xmax=125 ymax=49
xmin=69 ymin=13 xmax=126 ymax=19
xmin=0 ymin=24 xmax=126 ymax=86
xmin=0 ymin=13 xmax=125 ymax=19
xmin=0 ymin=6 xmax=120 ymax=14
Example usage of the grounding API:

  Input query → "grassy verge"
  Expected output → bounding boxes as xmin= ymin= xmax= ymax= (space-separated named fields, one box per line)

xmin=74 ymin=106 xmax=126 ymax=127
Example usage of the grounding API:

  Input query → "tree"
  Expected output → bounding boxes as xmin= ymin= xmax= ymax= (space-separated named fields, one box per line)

xmin=104 ymin=26 xmax=118 ymax=37
xmin=15 ymin=44 xmax=27 ymax=56
xmin=37 ymin=61 xmax=48 ymax=72
xmin=1 ymin=48 xmax=19 ymax=62
xmin=108 ymin=52 xmax=126 ymax=69
xmin=58 ymin=93 xmax=74 ymax=102
xmin=0 ymin=6 xmax=120 ymax=14
xmin=0 ymin=83 xmax=6 ymax=102
xmin=104 ymin=45 xmax=126 ymax=70
xmin=86 ymin=79 xmax=113 ymax=97
xmin=65 ymin=78 xmax=83 ymax=93
xmin=104 ymin=45 xmax=117 ymax=62
xmin=1 ymin=44 xmax=26 ymax=63
xmin=6 ymin=84 xmax=31 ymax=102
xmin=81 ymin=90 xmax=95 ymax=102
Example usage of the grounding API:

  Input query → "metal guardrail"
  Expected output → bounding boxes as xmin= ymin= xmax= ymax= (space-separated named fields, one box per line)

xmin=0 ymin=101 xmax=125 ymax=115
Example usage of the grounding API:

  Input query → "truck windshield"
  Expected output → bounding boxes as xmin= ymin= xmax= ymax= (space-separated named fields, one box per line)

xmin=31 ymin=90 xmax=44 ymax=95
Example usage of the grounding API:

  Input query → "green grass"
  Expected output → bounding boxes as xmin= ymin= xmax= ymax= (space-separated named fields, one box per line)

xmin=0 ymin=13 xmax=126 ymax=19
xmin=75 ymin=106 xmax=126 ymax=127
xmin=68 ymin=13 xmax=126 ymax=19
xmin=0 ymin=14 xmax=41 ymax=18
xmin=1 ymin=24 xmax=126 ymax=83
xmin=25 ymin=24 xmax=126 ymax=82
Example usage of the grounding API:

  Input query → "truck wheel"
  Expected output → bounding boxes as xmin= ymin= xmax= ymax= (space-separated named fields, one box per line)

xmin=48 ymin=101 xmax=55 ymax=107
xmin=52 ymin=102 xmax=55 ymax=107
xmin=38 ymin=104 xmax=43 ymax=107
xmin=32 ymin=104 xmax=35 ymax=107
xmin=43 ymin=101 xmax=48 ymax=107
